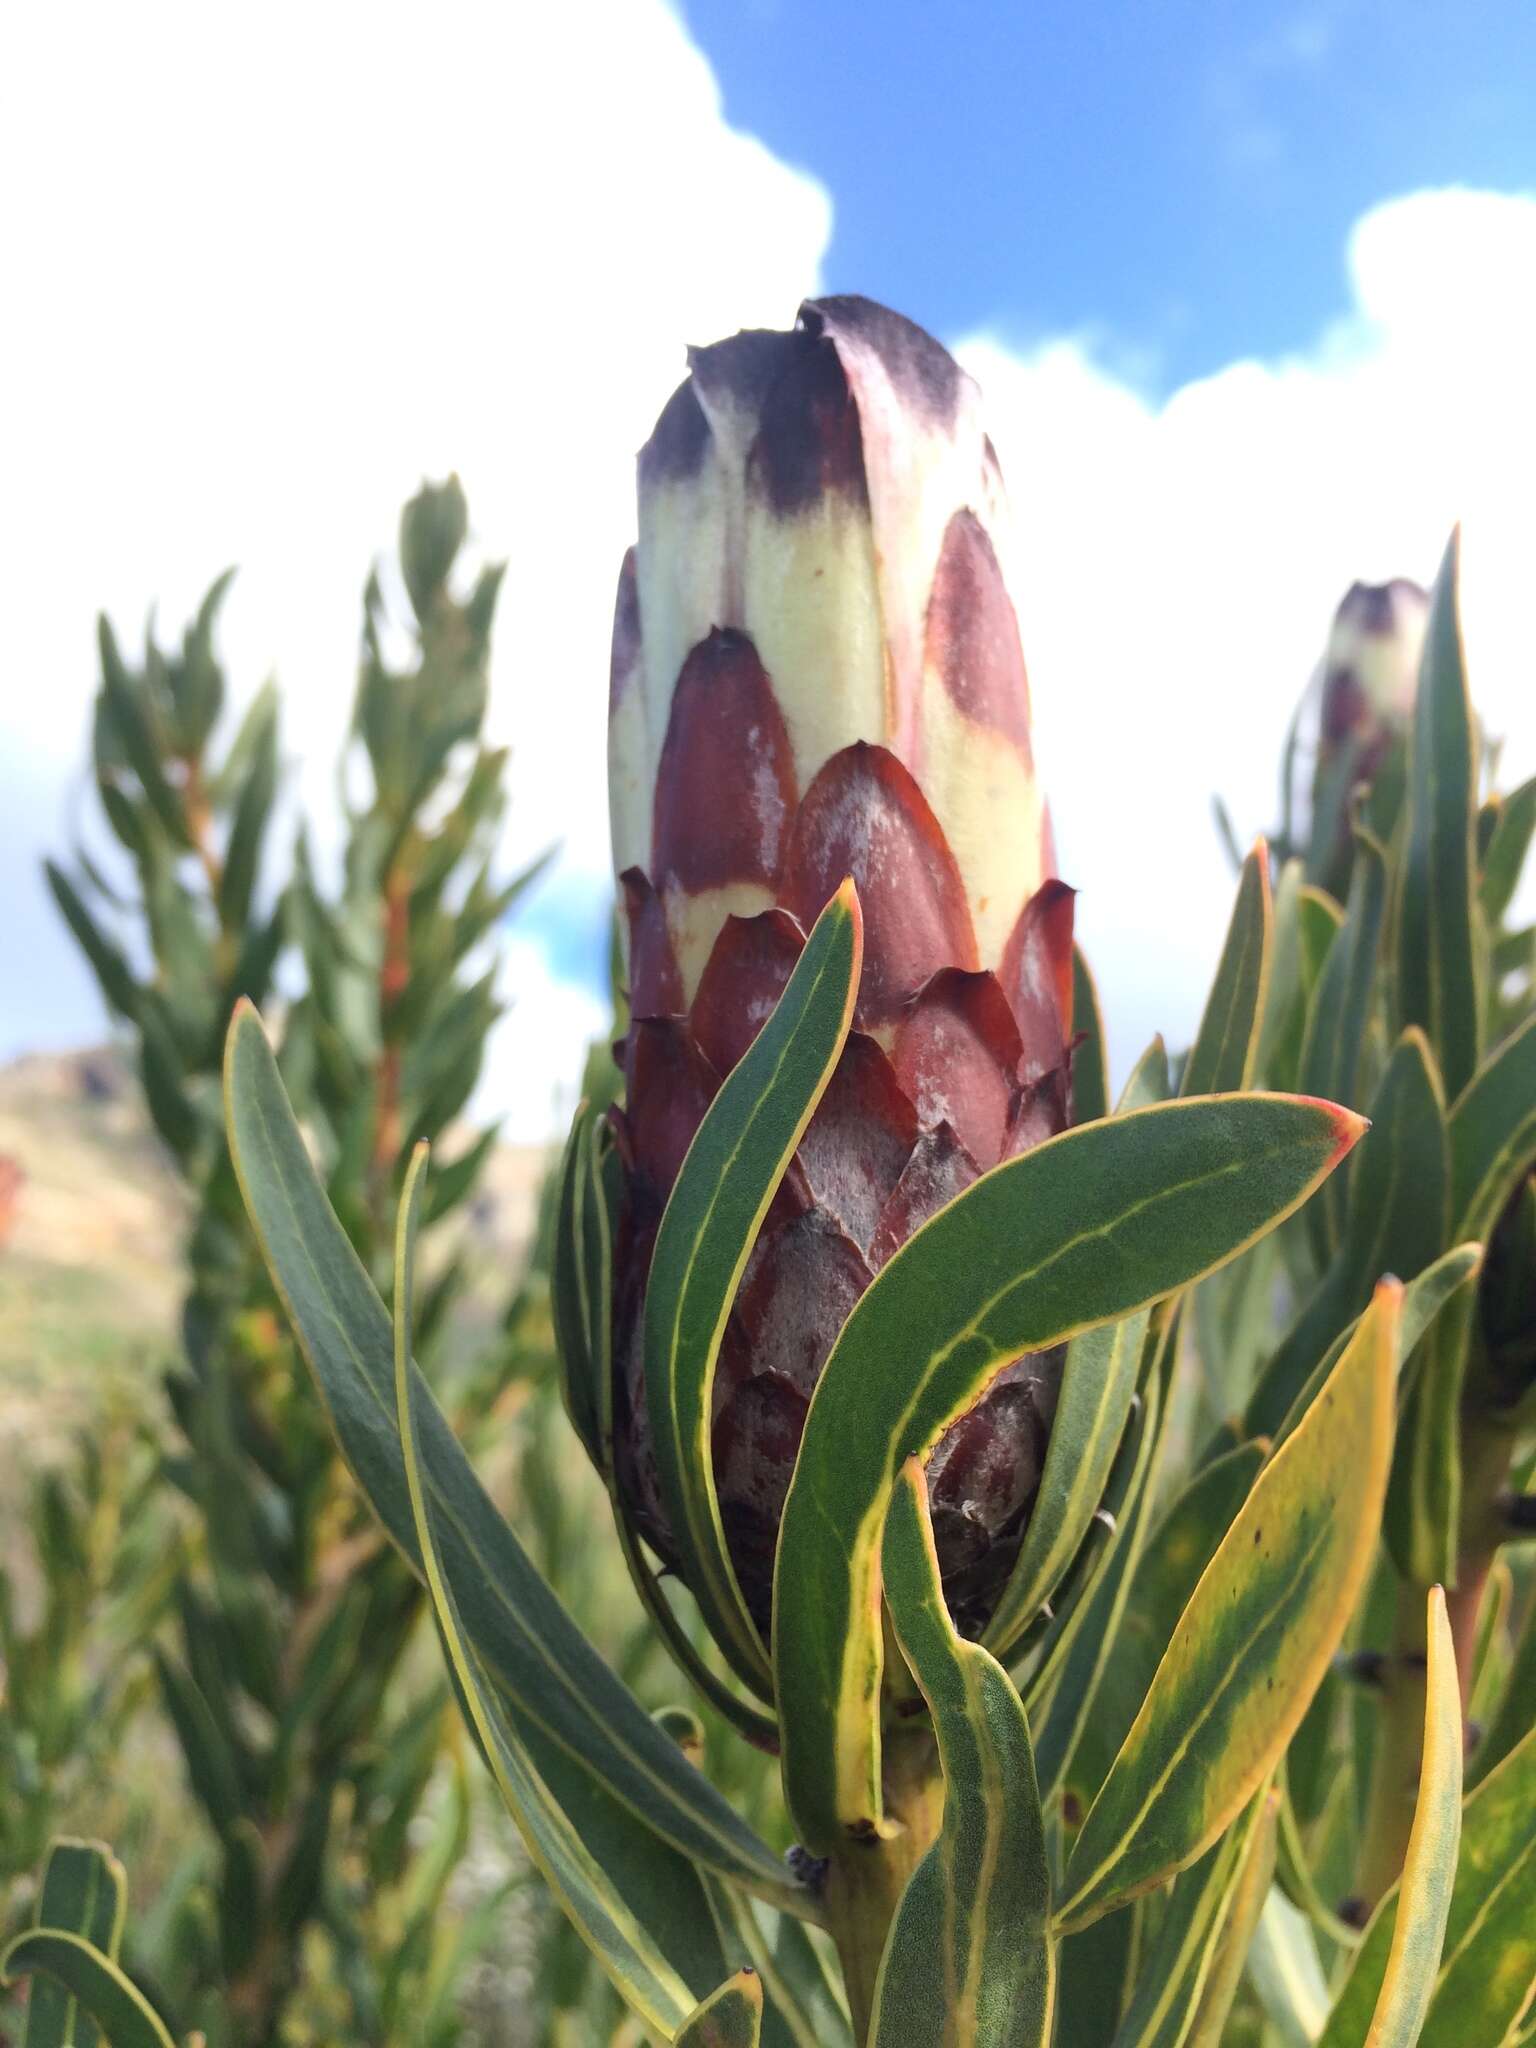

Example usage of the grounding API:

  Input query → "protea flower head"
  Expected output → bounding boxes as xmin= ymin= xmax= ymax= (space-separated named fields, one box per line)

xmin=606 ymin=296 xmax=1074 ymax=1639
xmin=1317 ymin=577 xmax=1429 ymax=781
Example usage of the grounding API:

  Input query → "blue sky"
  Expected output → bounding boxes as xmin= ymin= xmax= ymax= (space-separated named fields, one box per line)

xmin=5 ymin=0 xmax=1536 ymax=1135
xmin=682 ymin=0 xmax=1536 ymax=390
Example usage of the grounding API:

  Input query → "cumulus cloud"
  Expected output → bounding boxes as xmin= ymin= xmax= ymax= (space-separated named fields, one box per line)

xmin=960 ymin=184 xmax=1536 ymax=1077
xmin=5 ymin=11 xmax=1535 ymax=1139
xmin=0 ymin=0 xmax=829 ymax=1065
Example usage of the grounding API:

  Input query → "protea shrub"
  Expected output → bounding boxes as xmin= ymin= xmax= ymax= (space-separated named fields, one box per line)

xmin=203 ymin=302 xmax=1536 ymax=2048
xmin=606 ymin=297 xmax=1074 ymax=1641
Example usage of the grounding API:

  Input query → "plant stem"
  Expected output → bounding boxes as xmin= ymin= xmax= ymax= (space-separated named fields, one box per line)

xmin=823 ymin=1723 xmax=944 ymax=2045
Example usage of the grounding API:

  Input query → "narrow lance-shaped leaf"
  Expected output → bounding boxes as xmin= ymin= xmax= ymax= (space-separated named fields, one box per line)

xmin=1186 ymin=1790 xmax=1281 ymax=2047
xmin=590 ymin=1118 xmax=780 ymax=1753
xmin=1257 ymin=857 xmax=1306 ymax=1089
xmin=1107 ymin=1791 xmax=1273 ymax=2048
xmin=700 ymin=1876 xmax=853 ymax=2048
xmin=1270 ymin=1242 xmax=1481 ymax=1452
xmin=1016 ymin=1363 xmax=1162 ymax=1726
xmin=1117 ymin=1034 xmax=1170 ymax=1113
xmin=984 ymin=1311 xmax=1149 ymax=1658
xmin=775 ymin=1092 xmax=1364 ymax=1855
xmin=1447 ymin=1007 xmax=1536 ymax=1239
xmin=646 ymin=881 xmax=861 ymax=1698
xmin=223 ymin=1004 xmax=810 ymax=1920
xmin=391 ymin=1147 xmax=725 ymax=2038
xmin=551 ymin=1105 xmax=603 ymax=1473
xmin=1248 ymin=1891 xmax=1333 ymax=2048
xmin=1383 ymin=1282 xmax=1473 ymax=1592
xmin=1031 ymin=1373 xmax=1168 ymax=1806
xmin=1319 ymin=1591 xmax=1468 ymax=2048
xmin=1300 ymin=823 xmax=1387 ymax=1261
xmin=1064 ymin=1439 xmax=1269 ymax=1820
xmin=678 ymin=1968 xmax=765 ymax=2047
xmin=1247 ymin=1027 xmax=1447 ymax=1440
xmin=869 ymin=1464 xmax=1054 ymax=2048
xmin=22 ymin=1838 xmax=126 ymax=2048
xmin=1059 ymin=1280 xmax=1398 ymax=1932
xmin=1071 ymin=944 xmax=1110 ymax=1124
xmin=1399 ymin=529 xmax=1482 ymax=1100
xmin=1181 ymin=841 xmax=1272 ymax=1096
xmin=1467 ymin=1572 xmax=1536 ymax=1792
xmin=0 ymin=1932 xmax=175 ymax=2048
xmin=1479 ymin=771 xmax=1536 ymax=924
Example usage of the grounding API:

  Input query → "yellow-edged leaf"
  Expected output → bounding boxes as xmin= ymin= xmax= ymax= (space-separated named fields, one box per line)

xmin=1059 ymin=1281 xmax=1399 ymax=1931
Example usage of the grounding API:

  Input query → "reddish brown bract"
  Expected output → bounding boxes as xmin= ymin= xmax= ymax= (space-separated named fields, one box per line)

xmin=607 ymin=296 xmax=1074 ymax=1635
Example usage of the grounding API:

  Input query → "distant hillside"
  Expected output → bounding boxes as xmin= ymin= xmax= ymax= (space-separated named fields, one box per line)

xmin=0 ymin=1046 xmax=551 ymax=1453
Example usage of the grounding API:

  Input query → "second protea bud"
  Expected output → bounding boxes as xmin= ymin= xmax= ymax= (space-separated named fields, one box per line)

xmin=607 ymin=297 xmax=1074 ymax=1639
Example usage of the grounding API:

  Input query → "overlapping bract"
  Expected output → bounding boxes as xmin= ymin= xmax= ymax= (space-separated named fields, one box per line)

xmin=605 ymin=297 xmax=1075 ymax=1633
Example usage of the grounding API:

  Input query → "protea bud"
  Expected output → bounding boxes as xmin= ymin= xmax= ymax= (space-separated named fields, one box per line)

xmin=1305 ymin=577 xmax=1428 ymax=893
xmin=606 ymin=296 xmax=1074 ymax=1638
xmin=1317 ymin=578 xmax=1428 ymax=781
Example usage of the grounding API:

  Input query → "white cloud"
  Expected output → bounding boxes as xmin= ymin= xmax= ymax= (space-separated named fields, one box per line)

xmin=959 ymin=185 xmax=1536 ymax=1079
xmin=0 ymin=0 xmax=829 ymax=1081
xmin=4 ymin=13 xmax=1535 ymax=1145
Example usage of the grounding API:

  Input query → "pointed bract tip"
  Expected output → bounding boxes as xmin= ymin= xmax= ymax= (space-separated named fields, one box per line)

xmin=1293 ymin=1098 xmax=1369 ymax=1165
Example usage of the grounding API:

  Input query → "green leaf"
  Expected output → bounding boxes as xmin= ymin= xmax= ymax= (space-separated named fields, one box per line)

xmin=594 ymin=1112 xmax=781 ymax=1751
xmin=1448 ymin=1009 xmax=1536 ymax=1239
xmin=1055 ymin=1906 xmax=1139 ymax=2048
xmin=1257 ymin=857 xmax=1306 ymax=1089
xmin=869 ymin=1465 xmax=1054 ymax=2048
xmin=222 ymin=1004 xmax=809 ymax=1922
xmin=391 ymin=1147 xmax=729 ymax=2038
xmin=1320 ymin=1591 xmax=1470 ymax=2048
xmin=551 ymin=1106 xmax=603 ymax=1474
xmin=1182 ymin=842 xmax=1272 ymax=1096
xmin=983 ymin=1311 xmax=1149 ymax=1659
xmin=700 ymin=1879 xmax=852 ymax=2048
xmin=1270 ymin=1242 xmax=1482 ymax=1452
xmin=1117 ymin=1035 xmax=1170 ymax=1113
xmin=1186 ymin=1793 xmax=1281 ymax=2047
xmin=1108 ymin=1791 xmax=1273 ymax=2048
xmin=1247 ymin=1028 xmax=1448 ymax=1440
xmin=95 ymin=614 xmax=190 ymax=850
xmin=1479 ymin=772 xmax=1536 ymax=925
xmin=1071 ymin=945 xmax=1109 ymax=1124
xmin=1297 ymin=884 xmax=1345 ymax=992
xmin=1248 ymin=1890 xmax=1333 ymax=2048
xmin=1016 ymin=1361 xmax=1163 ymax=1731
xmin=1360 ymin=1589 xmax=1462 ymax=2047
xmin=217 ymin=680 xmax=278 ymax=934
xmin=1398 ymin=529 xmax=1483 ymax=1100
xmin=1383 ymin=1282 xmax=1474 ymax=1590
xmin=678 ymin=1969 xmax=765 ymax=2047
xmin=43 ymin=862 xmax=139 ymax=1019
xmin=1 ymin=1931 xmax=175 ymax=2048
xmin=1058 ymin=1282 xmax=1398 ymax=1931
xmin=1299 ymin=823 xmax=1388 ymax=1261
xmin=646 ymin=882 xmax=861 ymax=1697
xmin=154 ymin=1649 xmax=243 ymax=1837
xmin=775 ymin=1091 xmax=1363 ymax=1854
xmin=1067 ymin=1440 xmax=1268 ymax=1820
xmin=1467 ymin=1569 xmax=1536 ymax=1792
xmin=23 ymin=1839 xmax=126 ymax=2048
xmin=1025 ymin=1366 xmax=1164 ymax=1791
